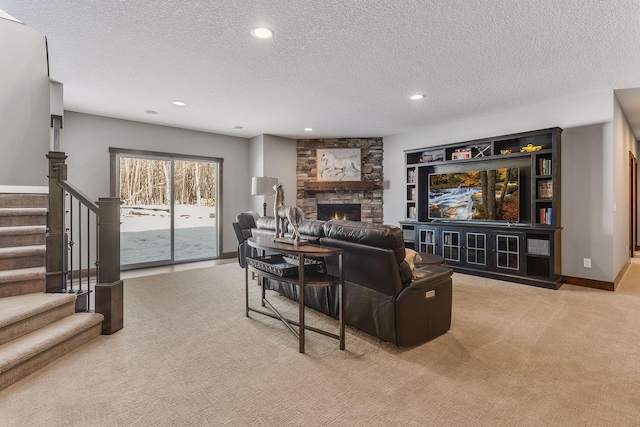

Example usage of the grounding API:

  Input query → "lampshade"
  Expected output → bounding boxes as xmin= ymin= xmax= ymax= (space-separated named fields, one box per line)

xmin=251 ymin=176 xmax=278 ymax=196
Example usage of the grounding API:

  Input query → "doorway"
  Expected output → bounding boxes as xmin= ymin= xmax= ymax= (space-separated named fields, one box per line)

xmin=110 ymin=149 xmax=222 ymax=269
xmin=630 ymin=152 xmax=637 ymax=258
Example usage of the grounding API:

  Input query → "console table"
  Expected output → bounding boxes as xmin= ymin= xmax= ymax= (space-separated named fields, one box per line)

xmin=245 ymin=236 xmax=345 ymax=353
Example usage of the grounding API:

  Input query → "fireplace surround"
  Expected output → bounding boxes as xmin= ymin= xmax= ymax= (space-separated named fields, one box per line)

xmin=297 ymin=137 xmax=383 ymax=223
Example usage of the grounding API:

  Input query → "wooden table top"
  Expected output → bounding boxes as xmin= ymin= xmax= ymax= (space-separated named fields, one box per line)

xmin=247 ymin=236 xmax=342 ymax=257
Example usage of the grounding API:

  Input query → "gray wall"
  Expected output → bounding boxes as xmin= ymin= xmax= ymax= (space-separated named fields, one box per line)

xmin=383 ymin=91 xmax=620 ymax=282
xmin=561 ymin=124 xmax=612 ymax=281
xmin=63 ymin=112 xmax=249 ymax=255
xmin=0 ymin=18 xmax=50 ymax=186
xmin=248 ymin=135 xmax=265 ymax=215
xmin=612 ymin=95 xmax=638 ymax=277
xmin=263 ymin=134 xmax=297 ymax=213
xmin=248 ymin=134 xmax=297 ymax=217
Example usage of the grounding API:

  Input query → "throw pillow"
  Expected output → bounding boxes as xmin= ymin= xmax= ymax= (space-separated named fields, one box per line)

xmin=404 ymin=248 xmax=422 ymax=270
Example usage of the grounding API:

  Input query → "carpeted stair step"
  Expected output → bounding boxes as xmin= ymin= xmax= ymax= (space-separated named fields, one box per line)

xmin=0 ymin=208 xmax=47 ymax=227
xmin=0 ymin=311 xmax=104 ymax=391
xmin=0 ymin=245 xmax=46 ymax=271
xmin=0 ymin=225 xmax=46 ymax=248
xmin=0 ymin=267 xmax=46 ymax=297
xmin=0 ymin=292 xmax=76 ymax=345
xmin=0 ymin=194 xmax=48 ymax=209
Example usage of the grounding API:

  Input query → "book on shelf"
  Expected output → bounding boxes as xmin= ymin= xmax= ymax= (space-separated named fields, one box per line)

xmin=407 ymin=169 xmax=416 ymax=183
xmin=408 ymin=206 xmax=416 ymax=219
xmin=539 ymin=208 xmax=552 ymax=225
xmin=537 ymin=180 xmax=553 ymax=199
xmin=409 ymin=187 xmax=416 ymax=201
xmin=538 ymin=158 xmax=552 ymax=176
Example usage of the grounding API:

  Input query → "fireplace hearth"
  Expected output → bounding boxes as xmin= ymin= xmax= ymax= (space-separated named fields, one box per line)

xmin=317 ymin=204 xmax=361 ymax=221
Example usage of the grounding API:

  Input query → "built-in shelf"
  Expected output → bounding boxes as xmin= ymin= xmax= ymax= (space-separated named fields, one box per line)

xmin=401 ymin=127 xmax=562 ymax=289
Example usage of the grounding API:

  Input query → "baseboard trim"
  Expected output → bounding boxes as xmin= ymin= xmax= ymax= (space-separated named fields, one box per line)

xmin=562 ymin=276 xmax=614 ymax=291
xmin=614 ymin=260 xmax=632 ymax=290
xmin=562 ymin=259 xmax=631 ymax=292
xmin=220 ymin=251 xmax=236 ymax=260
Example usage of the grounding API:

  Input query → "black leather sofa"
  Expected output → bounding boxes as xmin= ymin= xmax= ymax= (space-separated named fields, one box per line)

xmin=234 ymin=214 xmax=453 ymax=347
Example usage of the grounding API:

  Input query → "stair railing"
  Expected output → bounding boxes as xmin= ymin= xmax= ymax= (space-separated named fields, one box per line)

xmin=46 ymin=151 xmax=123 ymax=334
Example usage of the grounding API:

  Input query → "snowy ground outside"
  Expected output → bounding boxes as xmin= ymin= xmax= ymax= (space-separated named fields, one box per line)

xmin=120 ymin=204 xmax=217 ymax=265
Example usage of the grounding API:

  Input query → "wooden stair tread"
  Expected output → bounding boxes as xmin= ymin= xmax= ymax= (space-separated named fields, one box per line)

xmin=0 ymin=313 xmax=104 ymax=374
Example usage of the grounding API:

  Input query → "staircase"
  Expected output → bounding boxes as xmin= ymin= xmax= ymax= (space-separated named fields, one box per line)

xmin=0 ymin=193 xmax=104 ymax=391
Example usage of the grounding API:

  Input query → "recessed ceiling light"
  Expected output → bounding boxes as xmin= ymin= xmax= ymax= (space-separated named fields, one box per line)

xmin=251 ymin=27 xmax=273 ymax=39
xmin=233 ymin=126 xmax=243 ymax=129
xmin=304 ymin=128 xmax=313 ymax=132
xmin=172 ymin=101 xmax=186 ymax=106
xmin=409 ymin=94 xmax=425 ymax=100
xmin=144 ymin=110 xmax=158 ymax=115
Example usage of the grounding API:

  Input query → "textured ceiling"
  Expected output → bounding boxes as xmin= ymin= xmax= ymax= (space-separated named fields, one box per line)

xmin=2 ymin=1 xmax=640 ymax=139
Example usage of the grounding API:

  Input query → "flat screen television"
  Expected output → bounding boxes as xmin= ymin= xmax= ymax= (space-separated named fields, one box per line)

xmin=428 ymin=168 xmax=519 ymax=221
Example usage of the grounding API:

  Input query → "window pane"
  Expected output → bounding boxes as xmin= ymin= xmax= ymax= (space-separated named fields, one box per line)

xmin=174 ymin=160 xmax=217 ymax=261
xmin=119 ymin=157 xmax=172 ymax=265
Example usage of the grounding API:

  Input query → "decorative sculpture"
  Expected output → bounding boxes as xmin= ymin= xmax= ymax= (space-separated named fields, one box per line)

xmin=520 ymin=143 xmax=542 ymax=152
xmin=274 ymin=183 xmax=304 ymax=242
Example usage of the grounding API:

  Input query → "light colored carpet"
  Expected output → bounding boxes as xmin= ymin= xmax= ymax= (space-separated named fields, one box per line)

xmin=1 ymin=262 xmax=640 ymax=426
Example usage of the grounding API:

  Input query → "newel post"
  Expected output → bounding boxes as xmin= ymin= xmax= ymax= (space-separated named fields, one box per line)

xmin=46 ymin=151 xmax=67 ymax=293
xmin=95 ymin=197 xmax=123 ymax=334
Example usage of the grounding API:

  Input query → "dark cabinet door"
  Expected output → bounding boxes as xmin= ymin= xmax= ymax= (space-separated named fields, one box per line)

xmin=441 ymin=228 xmax=462 ymax=265
xmin=492 ymin=231 xmax=525 ymax=275
xmin=463 ymin=231 xmax=491 ymax=271
xmin=417 ymin=225 xmax=438 ymax=254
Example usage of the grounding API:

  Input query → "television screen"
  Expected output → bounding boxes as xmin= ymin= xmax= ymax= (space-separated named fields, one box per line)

xmin=428 ymin=168 xmax=519 ymax=221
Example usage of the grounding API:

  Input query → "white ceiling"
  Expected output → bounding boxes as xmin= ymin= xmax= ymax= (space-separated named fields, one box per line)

xmin=2 ymin=1 xmax=640 ymax=140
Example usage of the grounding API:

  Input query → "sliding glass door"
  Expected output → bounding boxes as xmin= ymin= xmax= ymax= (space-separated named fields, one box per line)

xmin=173 ymin=160 xmax=217 ymax=261
xmin=112 ymin=149 xmax=222 ymax=269
xmin=119 ymin=157 xmax=172 ymax=265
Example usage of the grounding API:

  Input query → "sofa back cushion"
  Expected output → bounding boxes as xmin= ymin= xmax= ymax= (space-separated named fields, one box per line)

xmin=255 ymin=216 xmax=277 ymax=230
xmin=288 ymin=219 xmax=325 ymax=237
xmin=320 ymin=238 xmax=404 ymax=296
xmin=323 ymin=220 xmax=406 ymax=264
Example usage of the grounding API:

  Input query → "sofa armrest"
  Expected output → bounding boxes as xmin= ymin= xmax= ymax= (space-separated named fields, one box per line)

xmin=408 ymin=266 xmax=453 ymax=291
xmin=396 ymin=265 xmax=453 ymax=347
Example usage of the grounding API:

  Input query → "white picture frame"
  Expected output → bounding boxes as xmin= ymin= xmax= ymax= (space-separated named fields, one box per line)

xmin=316 ymin=148 xmax=361 ymax=182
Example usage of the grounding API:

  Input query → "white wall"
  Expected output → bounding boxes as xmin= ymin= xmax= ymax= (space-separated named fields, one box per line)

xmin=383 ymin=91 xmax=618 ymax=281
xmin=0 ymin=18 xmax=50 ymax=186
xmin=63 ymin=112 xmax=250 ymax=255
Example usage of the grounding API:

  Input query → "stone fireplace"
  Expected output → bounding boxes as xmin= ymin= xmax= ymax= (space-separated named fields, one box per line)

xmin=297 ymin=138 xmax=383 ymax=223
xmin=317 ymin=203 xmax=362 ymax=221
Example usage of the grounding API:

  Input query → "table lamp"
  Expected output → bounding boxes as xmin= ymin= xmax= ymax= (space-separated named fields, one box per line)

xmin=251 ymin=176 xmax=278 ymax=216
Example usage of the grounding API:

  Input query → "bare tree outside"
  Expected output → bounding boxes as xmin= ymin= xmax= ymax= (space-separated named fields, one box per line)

xmin=119 ymin=157 xmax=218 ymax=265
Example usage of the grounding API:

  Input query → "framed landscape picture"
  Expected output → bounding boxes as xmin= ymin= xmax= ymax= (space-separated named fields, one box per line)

xmin=316 ymin=148 xmax=361 ymax=182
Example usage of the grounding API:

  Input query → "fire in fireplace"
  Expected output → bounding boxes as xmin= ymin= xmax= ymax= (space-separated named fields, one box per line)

xmin=317 ymin=204 xmax=361 ymax=221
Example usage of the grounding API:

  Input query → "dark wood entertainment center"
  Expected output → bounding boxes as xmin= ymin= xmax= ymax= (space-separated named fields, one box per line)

xmin=400 ymin=127 xmax=562 ymax=289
